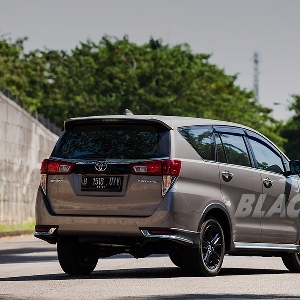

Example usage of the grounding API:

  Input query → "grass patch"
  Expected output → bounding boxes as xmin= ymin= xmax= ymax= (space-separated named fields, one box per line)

xmin=0 ymin=219 xmax=35 ymax=232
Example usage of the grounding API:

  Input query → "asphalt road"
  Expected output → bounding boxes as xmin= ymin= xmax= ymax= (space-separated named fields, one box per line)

xmin=0 ymin=235 xmax=300 ymax=300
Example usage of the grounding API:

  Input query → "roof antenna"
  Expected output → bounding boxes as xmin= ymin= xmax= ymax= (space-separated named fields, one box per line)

xmin=124 ymin=109 xmax=134 ymax=115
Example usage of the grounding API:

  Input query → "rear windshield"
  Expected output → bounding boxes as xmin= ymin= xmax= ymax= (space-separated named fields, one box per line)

xmin=51 ymin=122 xmax=170 ymax=160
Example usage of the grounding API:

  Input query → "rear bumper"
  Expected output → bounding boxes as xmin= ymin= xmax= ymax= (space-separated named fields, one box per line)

xmin=34 ymin=225 xmax=199 ymax=246
xmin=35 ymin=187 xmax=201 ymax=246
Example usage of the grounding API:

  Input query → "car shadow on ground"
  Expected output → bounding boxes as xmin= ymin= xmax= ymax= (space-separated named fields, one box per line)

xmin=0 ymin=265 xmax=289 ymax=282
xmin=0 ymin=247 xmax=58 ymax=264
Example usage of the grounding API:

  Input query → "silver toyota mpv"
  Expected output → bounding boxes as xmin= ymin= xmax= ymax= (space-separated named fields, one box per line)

xmin=35 ymin=114 xmax=300 ymax=276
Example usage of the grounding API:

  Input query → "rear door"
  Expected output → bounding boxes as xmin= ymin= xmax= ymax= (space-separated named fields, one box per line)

xmin=46 ymin=120 xmax=170 ymax=217
xmin=214 ymin=126 xmax=262 ymax=243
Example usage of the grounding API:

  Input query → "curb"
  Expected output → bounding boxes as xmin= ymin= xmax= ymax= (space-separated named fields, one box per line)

xmin=0 ymin=230 xmax=34 ymax=238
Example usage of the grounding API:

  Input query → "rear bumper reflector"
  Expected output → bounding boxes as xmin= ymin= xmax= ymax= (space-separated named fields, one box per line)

xmin=34 ymin=225 xmax=58 ymax=244
xmin=140 ymin=228 xmax=199 ymax=245
xmin=34 ymin=225 xmax=58 ymax=236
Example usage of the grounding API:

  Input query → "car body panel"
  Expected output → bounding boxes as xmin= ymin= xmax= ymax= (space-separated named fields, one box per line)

xmin=174 ymin=159 xmax=222 ymax=214
xmin=260 ymin=171 xmax=299 ymax=244
xmin=47 ymin=172 xmax=163 ymax=216
xmin=218 ymin=164 xmax=262 ymax=243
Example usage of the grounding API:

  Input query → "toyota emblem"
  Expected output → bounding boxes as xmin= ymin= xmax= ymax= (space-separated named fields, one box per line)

xmin=95 ymin=161 xmax=108 ymax=172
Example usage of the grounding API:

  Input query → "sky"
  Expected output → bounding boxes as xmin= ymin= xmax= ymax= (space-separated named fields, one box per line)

xmin=0 ymin=0 xmax=299 ymax=121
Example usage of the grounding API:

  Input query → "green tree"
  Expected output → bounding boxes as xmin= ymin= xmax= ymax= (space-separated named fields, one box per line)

xmin=0 ymin=37 xmax=46 ymax=111
xmin=0 ymin=35 xmax=285 ymax=148
xmin=281 ymin=95 xmax=300 ymax=158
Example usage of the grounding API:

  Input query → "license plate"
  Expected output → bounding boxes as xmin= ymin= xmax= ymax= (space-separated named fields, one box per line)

xmin=81 ymin=176 xmax=123 ymax=191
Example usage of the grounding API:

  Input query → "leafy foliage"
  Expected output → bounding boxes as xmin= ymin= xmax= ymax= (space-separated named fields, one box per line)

xmin=281 ymin=95 xmax=300 ymax=158
xmin=0 ymin=37 xmax=47 ymax=111
xmin=0 ymin=35 xmax=285 ymax=148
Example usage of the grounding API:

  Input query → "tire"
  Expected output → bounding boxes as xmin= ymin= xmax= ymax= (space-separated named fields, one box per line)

xmin=282 ymin=252 xmax=300 ymax=272
xmin=169 ymin=252 xmax=187 ymax=268
xmin=185 ymin=217 xmax=225 ymax=276
xmin=57 ymin=237 xmax=98 ymax=275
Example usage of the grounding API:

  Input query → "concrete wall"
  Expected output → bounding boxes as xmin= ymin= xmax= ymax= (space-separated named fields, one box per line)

xmin=0 ymin=92 xmax=58 ymax=225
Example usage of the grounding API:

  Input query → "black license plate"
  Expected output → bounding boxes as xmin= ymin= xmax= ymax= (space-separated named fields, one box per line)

xmin=81 ymin=176 xmax=123 ymax=191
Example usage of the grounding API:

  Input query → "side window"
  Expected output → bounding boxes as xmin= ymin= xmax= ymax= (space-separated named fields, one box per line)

xmin=215 ymin=133 xmax=226 ymax=163
xmin=249 ymin=138 xmax=285 ymax=174
xmin=219 ymin=134 xmax=251 ymax=167
xmin=178 ymin=126 xmax=215 ymax=161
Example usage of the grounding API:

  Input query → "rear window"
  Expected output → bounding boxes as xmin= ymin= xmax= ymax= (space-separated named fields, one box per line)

xmin=51 ymin=122 xmax=170 ymax=159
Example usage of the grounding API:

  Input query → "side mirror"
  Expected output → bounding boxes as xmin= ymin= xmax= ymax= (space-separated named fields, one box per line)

xmin=289 ymin=160 xmax=300 ymax=175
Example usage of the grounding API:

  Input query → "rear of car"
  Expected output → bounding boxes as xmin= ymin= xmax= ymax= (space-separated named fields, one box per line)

xmin=35 ymin=116 xmax=195 ymax=275
xmin=41 ymin=117 xmax=172 ymax=217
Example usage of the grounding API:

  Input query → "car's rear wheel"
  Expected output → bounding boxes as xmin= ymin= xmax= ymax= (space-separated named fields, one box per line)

xmin=185 ymin=217 xmax=225 ymax=276
xmin=57 ymin=237 xmax=98 ymax=275
xmin=282 ymin=252 xmax=300 ymax=272
xmin=169 ymin=252 xmax=187 ymax=268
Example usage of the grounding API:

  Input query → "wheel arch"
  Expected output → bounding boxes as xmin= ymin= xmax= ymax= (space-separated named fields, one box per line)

xmin=199 ymin=204 xmax=233 ymax=252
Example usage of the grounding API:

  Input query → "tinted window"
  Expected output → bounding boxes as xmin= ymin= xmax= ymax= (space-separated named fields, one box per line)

xmin=52 ymin=123 xmax=170 ymax=159
xmin=219 ymin=134 xmax=251 ymax=167
xmin=215 ymin=133 xmax=226 ymax=163
xmin=178 ymin=126 xmax=215 ymax=161
xmin=249 ymin=138 xmax=285 ymax=174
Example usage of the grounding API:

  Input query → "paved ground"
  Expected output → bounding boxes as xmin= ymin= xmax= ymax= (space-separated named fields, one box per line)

xmin=0 ymin=235 xmax=300 ymax=300
xmin=0 ymin=230 xmax=33 ymax=238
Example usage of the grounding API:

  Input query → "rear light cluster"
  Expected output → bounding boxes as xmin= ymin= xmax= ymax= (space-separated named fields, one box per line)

xmin=39 ymin=158 xmax=181 ymax=197
xmin=130 ymin=159 xmax=181 ymax=176
xmin=130 ymin=159 xmax=181 ymax=197
xmin=40 ymin=159 xmax=75 ymax=174
xmin=40 ymin=159 xmax=75 ymax=194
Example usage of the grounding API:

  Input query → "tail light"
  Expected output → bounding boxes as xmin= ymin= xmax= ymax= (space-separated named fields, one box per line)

xmin=40 ymin=159 xmax=75 ymax=174
xmin=131 ymin=161 xmax=163 ymax=175
xmin=130 ymin=159 xmax=181 ymax=197
xmin=40 ymin=159 xmax=75 ymax=194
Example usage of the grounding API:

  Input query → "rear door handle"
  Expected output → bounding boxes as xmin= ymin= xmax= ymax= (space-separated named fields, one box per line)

xmin=222 ymin=170 xmax=234 ymax=182
xmin=263 ymin=177 xmax=273 ymax=188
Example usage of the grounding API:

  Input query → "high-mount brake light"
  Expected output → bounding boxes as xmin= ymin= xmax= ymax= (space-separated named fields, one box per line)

xmin=130 ymin=159 xmax=181 ymax=197
xmin=40 ymin=159 xmax=75 ymax=175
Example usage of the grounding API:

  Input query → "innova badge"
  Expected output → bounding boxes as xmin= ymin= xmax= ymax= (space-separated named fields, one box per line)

xmin=95 ymin=161 xmax=108 ymax=172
